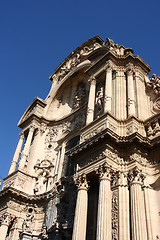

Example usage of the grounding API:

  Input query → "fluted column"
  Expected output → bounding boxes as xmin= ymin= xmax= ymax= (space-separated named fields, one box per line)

xmin=72 ymin=174 xmax=89 ymax=240
xmin=0 ymin=213 xmax=13 ymax=240
xmin=104 ymin=61 xmax=113 ymax=112
xmin=96 ymin=162 xmax=112 ymax=240
xmin=118 ymin=172 xmax=130 ymax=240
xmin=143 ymin=180 xmax=153 ymax=240
xmin=126 ymin=65 xmax=136 ymax=116
xmin=8 ymin=131 xmax=24 ymax=174
xmin=86 ymin=76 xmax=96 ymax=125
xmin=18 ymin=126 xmax=35 ymax=170
xmin=128 ymin=167 xmax=147 ymax=240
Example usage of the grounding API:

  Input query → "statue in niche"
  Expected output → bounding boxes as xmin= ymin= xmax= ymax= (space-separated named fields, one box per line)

xmin=95 ymin=86 xmax=104 ymax=117
xmin=72 ymin=82 xmax=87 ymax=110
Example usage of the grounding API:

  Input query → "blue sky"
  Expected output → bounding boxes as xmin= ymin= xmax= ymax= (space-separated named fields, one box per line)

xmin=0 ymin=0 xmax=160 ymax=184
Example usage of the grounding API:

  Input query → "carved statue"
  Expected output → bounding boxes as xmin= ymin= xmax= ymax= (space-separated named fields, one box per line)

xmin=145 ymin=74 xmax=160 ymax=95
xmin=34 ymin=159 xmax=54 ymax=193
xmin=72 ymin=82 xmax=87 ymax=110
xmin=95 ymin=86 xmax=104 ymax=117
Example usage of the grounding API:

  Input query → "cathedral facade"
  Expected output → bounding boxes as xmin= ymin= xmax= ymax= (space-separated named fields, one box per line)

xmin=0 ymin=36 xmax=160 ymax=240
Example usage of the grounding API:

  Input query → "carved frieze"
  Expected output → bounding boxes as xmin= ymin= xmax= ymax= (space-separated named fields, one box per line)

xmin=130 ymin=152 xmax=148 ymax=165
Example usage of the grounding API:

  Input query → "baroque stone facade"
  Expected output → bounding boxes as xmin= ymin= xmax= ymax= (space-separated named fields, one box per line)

xmin=0 ymin=36 xmax=160 ymax=240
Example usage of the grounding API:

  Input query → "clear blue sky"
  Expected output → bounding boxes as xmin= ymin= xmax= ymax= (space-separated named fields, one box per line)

xmin=0 ymin=0 xmax=160 ymax=183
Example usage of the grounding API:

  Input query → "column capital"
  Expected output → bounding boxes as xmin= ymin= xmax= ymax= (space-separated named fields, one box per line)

xmin=126 ymin=63 xmax=134 ymax=76
xmin=127 ymin=166 xmax=145 ymax=185
xmin=19 ymin=131 xmax=24 ymax=138
xmin=75 ymin=173 xmax=89 ymax=190
xmin=104 ymin=60 xmax=113 ymax=71
xmin=29 ymin=125 xmax=36 ymax=132
xmin=88 ymin=76 xmax=96 ymax=84
xmin=0 ymin=213 xmax=15 ymax=226
xmin=97 ymin=162 xmax=112 ymax=181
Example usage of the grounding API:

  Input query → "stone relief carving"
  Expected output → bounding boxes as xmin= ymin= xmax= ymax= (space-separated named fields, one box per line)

xmin=72 ymin=82 xmax=87 ymax=110
xmin=22 ymin=210 xmax=34 ymax=233
xmin=34 ymin=158 xmax=54 ymax=193
xmin=80 ymin=42 xmax=101 ymax=56
xmin=153 ymin=97 xmax=160 ymax=111
xmin=16 ymin=177 xmax=25 ymax=189
xmin=44 ymin=177 xmax=77 ymax=239
xmin=104 ymin=149 xmax=123 ymax=164
xmin=51 ymin=42 xmax=101 ymax=82
xmin=130 ymin=152 xmax=148 ymax=165
xmin=45 ymin=128 xmax=58 ymax=143
xmin=61 ymin=121 xmax=71 ymax=135
xmin=145 ymin=74 xmax=160 ymax=95
xmin=111 ymin=171 xmax=120 ymax=188
xmin=105 ymin=38 xmax=125 ymax=55
xmin=112 ymin=190 xmax=118 ymax=240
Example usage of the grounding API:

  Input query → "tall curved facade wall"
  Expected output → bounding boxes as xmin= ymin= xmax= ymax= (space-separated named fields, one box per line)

xmin=0 ymin=36 xmax=160 ymax=240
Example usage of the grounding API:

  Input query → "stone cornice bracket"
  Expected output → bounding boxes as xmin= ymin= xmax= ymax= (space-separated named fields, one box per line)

xmin=75 ymin=173 xmax=89 ymax=190
xmin=127 ymin=166 xmax=145 ymax=185
xmin=96 ymin=162 xmax=112 ymax=181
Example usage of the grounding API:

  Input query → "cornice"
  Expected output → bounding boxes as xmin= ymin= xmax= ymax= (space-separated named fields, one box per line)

xmin=66 ymin=128 xmax=157 ymax=159
xmin=86 ymin=50 xmax=151 ymax=76
xmin=0 ymin=186 xmax=55 ymax=203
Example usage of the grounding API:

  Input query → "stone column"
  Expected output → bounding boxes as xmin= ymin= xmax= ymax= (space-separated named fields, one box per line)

xmin=126 ymin=65 xmax=136 ymax=116
xmin=18 ymin=126 xmax=35 ymax=170
xmin=0 ymin=213 xmax=13 ymax=240
xmin=86 ymin=76 xmax=96 ymax=125
xmin=96 ymin=162 xmax=112 ymax=240
xmin=118 ymin=172 xmax=130 ymax=240
xmin=8 ymin=131 xmax=24 ymax=174
xmin=104 ymin=61 xmax=113 ymax=112
xmin=128 ymin=167 xmax=147 ymax=240
xmin=72 ymin=174 xmax=89 ymax=240
xmin=143 ymin=180 xmax=153 ymax=240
